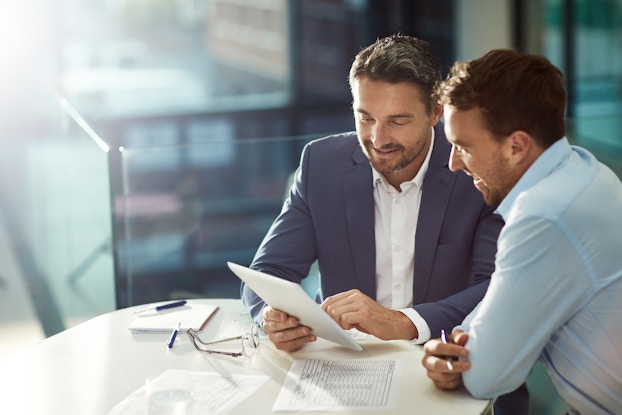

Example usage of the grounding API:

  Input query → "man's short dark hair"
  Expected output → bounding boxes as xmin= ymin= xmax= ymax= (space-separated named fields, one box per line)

xmin=349 ymin=35 xmax=442 ymax=113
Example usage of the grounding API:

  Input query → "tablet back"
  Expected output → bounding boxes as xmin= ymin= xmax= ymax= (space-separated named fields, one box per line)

xmin=228 ymin=262 xmax=362 ymax=351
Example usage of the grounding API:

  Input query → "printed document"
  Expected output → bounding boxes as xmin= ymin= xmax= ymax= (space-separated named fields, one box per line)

xmin=274 ymin=359 xmax=403 ymax=411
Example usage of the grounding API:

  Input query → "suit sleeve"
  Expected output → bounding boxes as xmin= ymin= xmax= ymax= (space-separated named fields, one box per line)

xmin=241 ymin=143 xmax=318 ymax=324
xmin=413 ymin=202 xmax=504 ymax=337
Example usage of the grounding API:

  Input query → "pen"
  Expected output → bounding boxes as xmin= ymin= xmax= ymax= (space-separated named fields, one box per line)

xmin=440 ymin=329 xmax=455 ymax=371
xmin=134 ymin=300 xmax=187 ymax=314
xmin=167 ymin=321 xmax=181 ymax=349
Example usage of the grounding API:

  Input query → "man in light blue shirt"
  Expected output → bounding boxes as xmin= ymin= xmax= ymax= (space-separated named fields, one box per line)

xmin=422 ymin=49 xmax=622 ymax=414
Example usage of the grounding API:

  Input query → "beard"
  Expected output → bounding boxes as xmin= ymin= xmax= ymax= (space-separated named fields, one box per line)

xmin=473 ymin=153 xmax=513 ymax=207
xmin=361 ymin=138 xmax=427 ymax=176
xmin=479 ymin=183 xmax=508 ymax=207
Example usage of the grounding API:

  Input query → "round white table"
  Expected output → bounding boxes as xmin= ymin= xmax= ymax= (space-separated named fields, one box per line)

xmin=0 ymin=299 xmax=491 ymax=415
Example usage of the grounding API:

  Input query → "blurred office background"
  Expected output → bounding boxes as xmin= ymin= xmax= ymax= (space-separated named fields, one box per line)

xmin=1 ymin=0 xmax=620 ymax=412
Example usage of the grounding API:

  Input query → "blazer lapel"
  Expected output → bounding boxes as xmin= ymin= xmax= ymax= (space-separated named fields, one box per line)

xmin=413 ymin=127 xmax=456 ymax=304
xmin=343 ymin=148 xmax=376 ymax=298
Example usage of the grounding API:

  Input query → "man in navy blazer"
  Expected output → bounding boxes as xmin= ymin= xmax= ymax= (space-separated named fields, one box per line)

xmin=244 ymin=125 xmax=502 ymax=331
xmin=242 ymin=35 xmax=503 ymax=352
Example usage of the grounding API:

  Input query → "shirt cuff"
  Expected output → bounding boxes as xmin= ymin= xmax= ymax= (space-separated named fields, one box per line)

xmin=399 ymin=308 xmax=431 ymax=344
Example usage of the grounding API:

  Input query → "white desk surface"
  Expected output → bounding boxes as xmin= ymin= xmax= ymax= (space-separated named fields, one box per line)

xmin=0 ymin=299 xmax=491 ymax=415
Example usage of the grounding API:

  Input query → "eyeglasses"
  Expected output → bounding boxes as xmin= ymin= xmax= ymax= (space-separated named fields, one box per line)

xmin=186 ymin=324 xmax=260 ymax=358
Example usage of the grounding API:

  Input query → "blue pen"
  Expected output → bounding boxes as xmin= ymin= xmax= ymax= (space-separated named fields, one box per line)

xmin=167 ymin=321 xmax=181 ymax=349
xmin=135 ymin=300 xmax=187 ymax=314
xmin=440 ymin=329 xmax=455 ymax=371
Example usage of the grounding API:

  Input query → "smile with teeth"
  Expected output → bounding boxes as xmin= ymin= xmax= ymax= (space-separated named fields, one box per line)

xmin=372 ymin=146 xmax=400 ymax=156
xmin=465 ymin=171 xmax=483 ymax=186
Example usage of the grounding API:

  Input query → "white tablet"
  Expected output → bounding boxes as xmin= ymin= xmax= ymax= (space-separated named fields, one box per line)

xmin=228 ymin=262 xmax=363 ymax=351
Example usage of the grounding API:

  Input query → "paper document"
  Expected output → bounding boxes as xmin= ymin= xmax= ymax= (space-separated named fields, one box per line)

xmin=274 ymin=359 xmax=403 ymax=411
xmin=107 ymin=369 xmax=269 ymax=415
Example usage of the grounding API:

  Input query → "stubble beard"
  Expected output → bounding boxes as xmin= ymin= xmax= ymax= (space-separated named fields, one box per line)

xmin=477 ymin=154 xmax=513 ymax=207
xmin=363 ymin=139 xmax=426 ymax=176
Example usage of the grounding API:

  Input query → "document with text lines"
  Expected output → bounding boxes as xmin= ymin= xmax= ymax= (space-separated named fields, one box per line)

xmin=274 ymin=359 xmax=404 ymax=411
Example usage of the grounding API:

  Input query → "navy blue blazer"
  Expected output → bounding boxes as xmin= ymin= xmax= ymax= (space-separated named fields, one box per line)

xmin=242 ymin=124 xmax=504 ymax=336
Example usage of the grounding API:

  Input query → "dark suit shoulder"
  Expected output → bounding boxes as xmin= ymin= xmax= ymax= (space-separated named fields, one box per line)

xmin=306 ymin=131 xmax=358 ymax=150
xmin=303 ymin=131 xmax=365 ymax=167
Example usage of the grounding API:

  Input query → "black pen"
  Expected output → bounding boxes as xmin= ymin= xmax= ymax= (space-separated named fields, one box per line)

xmin=167 ymin=321 xmax=181 ymax=349
xmin=135 ymin=300 xmax=187 ymax=314
xmin=440 ymin=329 xmax=456 ymax=371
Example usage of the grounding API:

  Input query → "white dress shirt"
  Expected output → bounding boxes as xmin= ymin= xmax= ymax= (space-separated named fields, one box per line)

xmin=372 ymin=128 xmax=434 ymax=343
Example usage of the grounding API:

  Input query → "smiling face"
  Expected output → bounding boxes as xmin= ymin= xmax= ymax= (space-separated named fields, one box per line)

xmin=444 ymin=106 xmax=519 ymax=206
xmin=352 ymin=77 xmax=442 ymax=188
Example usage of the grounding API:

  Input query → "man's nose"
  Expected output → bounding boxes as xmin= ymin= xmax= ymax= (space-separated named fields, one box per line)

xmin=371 ymin=123 xmax=390 ymax=148
xmin=448 ymin=145 xmax=464 ymax=172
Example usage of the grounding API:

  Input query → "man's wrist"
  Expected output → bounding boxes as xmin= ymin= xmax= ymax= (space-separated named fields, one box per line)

xmin=398 ymin=308 xmax=431 ymax=344
xmin=397 ymin=310 xmax=419 ymax=340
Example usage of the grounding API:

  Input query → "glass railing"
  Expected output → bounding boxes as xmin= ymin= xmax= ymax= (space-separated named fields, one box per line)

xmin=84 ymin=114 xmax=622 ymax=310
xmin=112 ymin=135 xmax=320 ymax=308
xmin=0 ymin=89 xmax=115 ymax=357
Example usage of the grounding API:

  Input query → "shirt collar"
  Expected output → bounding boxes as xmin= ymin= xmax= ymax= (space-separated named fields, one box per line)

xmin=372 ymin=126 xmax=435 ymax=191
xmin=496 ymin=137 xmax=572 ymax=219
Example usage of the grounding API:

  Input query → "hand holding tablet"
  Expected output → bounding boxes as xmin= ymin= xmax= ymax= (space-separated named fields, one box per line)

xmin=228 ymin=262 xmax=363 ymax=351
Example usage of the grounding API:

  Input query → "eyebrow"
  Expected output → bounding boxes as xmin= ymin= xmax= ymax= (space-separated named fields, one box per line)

xmin=445 ymin=133 xmax=464 ymax=147
xmin=450 ymin=138 xmax=469 ymax=149
xmin=355 ymin=108 xmax=414 ymax=119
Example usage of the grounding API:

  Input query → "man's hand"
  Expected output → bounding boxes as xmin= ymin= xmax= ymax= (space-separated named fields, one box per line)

xmin=320 ymin=289 xmax=418 ymax=340
xmin=262 ymin=305 xmax=316 ymax=352
xmin=422 ymin=330 xmax=470 ymax=390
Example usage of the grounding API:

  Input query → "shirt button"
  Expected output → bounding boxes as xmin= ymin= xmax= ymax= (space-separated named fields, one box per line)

xmin=394 ymin=245 xmax=401 ymax=252
xmin=395 ymin=198 xmax=401 ymax=205
xmin=394 ymin=284 xmax=402 ymax=291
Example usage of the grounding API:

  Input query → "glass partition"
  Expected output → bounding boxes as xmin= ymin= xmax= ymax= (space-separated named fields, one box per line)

xmin=113 ymin=114 xmax=622 ymax=309
xmin=114 ymin=135 xmax=318 ymax=308
xmin=0 ymin=88 xmax=115 ymax=357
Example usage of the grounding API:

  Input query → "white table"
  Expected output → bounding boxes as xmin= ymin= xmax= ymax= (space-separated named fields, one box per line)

xmin=0 ymin=299 xmax=491 ymax=414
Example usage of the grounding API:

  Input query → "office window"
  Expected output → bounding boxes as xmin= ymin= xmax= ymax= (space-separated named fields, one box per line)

xmin=534 ymin=0 xmax=622 ymax=175
xmin=59 ymin=0 xmax=293 ymax=121
xmin=540 ymin=0 xmax=622 ymax=117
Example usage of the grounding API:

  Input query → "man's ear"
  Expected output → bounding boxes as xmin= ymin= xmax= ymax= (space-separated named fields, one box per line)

xmin=431 ymin=104 xmax=444 ymax=126
xmin=507 ymin=131 xmax=533 ymax=165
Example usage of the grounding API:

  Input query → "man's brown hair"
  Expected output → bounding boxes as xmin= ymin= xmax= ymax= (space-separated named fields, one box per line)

xmin=437 ymin=49 xmax=566 ymax=148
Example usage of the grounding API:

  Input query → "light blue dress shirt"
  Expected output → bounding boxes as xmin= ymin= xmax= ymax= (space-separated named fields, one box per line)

xmin=459 ymin=138 xmax=622 ymax=414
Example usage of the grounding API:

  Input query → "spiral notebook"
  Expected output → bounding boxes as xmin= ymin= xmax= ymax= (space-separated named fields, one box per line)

xmin=128 ymin=303 xmax=219 ymax=334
